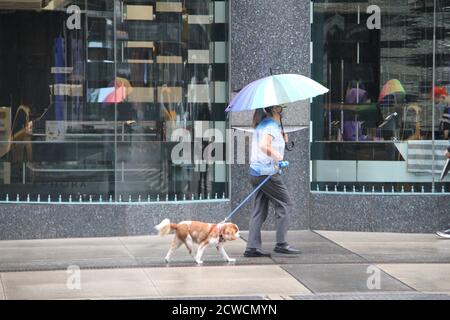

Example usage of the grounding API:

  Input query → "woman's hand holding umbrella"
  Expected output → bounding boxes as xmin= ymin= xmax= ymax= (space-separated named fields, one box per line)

xmin=283 ymin=133 xmax=289 ymax=144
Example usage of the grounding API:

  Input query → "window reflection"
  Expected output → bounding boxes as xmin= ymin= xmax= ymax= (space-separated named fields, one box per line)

xmin=0 ymin=0 xmax=229 ymax=202
xmin=312 ymin=0 xmax=450 ymax=192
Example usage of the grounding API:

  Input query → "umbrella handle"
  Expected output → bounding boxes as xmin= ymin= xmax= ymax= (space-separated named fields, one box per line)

xmin=286 ymin=140 xmax=295 ymax=151
xmin=280 ymin=115 xmax=295 ymax=151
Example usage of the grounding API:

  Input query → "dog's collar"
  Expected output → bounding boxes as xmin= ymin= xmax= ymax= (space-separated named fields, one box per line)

xmin=216 ymin=223 xmax=225 ymax=243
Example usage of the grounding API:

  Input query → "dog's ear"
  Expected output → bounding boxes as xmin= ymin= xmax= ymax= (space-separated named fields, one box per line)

xmin=223 ymin=224 xmax=233 ymax=235
xmin=225 ymin=224 xmax=239 ymax=235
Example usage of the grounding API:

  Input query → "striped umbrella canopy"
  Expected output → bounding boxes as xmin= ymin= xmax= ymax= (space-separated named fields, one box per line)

xmin=378 ymin=79 xmax=406 ymax=104
xmin=104 ymin=77 xmax=133 ymax=103
xmin=225 ymin=74 xmax=329 ymax=112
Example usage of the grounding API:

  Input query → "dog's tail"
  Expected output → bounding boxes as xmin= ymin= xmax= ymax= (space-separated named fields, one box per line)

xmin=154 ymin=218 xmax=176 ymax=236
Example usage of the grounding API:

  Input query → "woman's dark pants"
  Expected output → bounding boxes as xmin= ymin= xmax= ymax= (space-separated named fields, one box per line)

xmin=246 ymin=174 xmax=293 ymax=250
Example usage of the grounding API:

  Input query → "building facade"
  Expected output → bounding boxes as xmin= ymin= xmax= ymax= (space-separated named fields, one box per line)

xmin=0 ymin=0 xmax=448 ymax=240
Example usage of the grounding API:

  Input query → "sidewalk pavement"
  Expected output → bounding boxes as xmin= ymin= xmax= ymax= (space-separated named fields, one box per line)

xmin=0 ymin=230 xmax=449 ymax=300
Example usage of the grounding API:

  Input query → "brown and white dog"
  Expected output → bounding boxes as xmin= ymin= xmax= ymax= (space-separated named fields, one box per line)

xmin=155 ymin=219 xmax=240 ymax=264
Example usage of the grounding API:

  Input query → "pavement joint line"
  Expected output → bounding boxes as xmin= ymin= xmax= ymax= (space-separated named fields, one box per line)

xmin=3 ymin=261 xmax=450 ymax=274
xmin=311 ymin=230 xmax=372 ymax=263
xmin=140 ymin=268 xmax=163 ymax=297
xmin=117 ymin=237 xmax=141 ymax=263
xmin=0 ymin=257 xmax=139 ymax=264
xmin=279 ymin=265 xmax=316 ymax=294
xmin=263 ymin=294 xmax=286 ymax=300
xmin=310 ymin=231 xmax=420 ymax=292
xmin=375 ymin=264 xmax=419 ymax=292
xmin=0 ymin=273 xmax=6 ymax=300
xmin=0 ymin=262 xmax=288 ymax=273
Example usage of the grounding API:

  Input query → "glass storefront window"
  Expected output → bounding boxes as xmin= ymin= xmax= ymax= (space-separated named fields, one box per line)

xmin=311 ymin=0 xmax=450 ymax=193
xmin=0 ymin=0 xmax=229 ymax=203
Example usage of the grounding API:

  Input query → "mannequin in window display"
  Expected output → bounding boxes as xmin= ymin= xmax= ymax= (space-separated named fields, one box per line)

xmin=160 ymin=86 xmax=185 ymax=198
xmin=188 ymin=75 xmax=198 ymax=119
xmin=186 ymin=70 xmax=212 ymax=197
xmin=195 ymin=93 xmax=211 ymax=198
xmin=187 ymin=73 xmax=211 ymax=120
xmin=196 ymin=101 xmax=211 ymax=196
xmin=343 ymin=80 xmax=369 ymax=141
xmin=160 ymin=85 xmax=177 ymax=142
xmin=433 ymin=86 xmax=450 ymax=140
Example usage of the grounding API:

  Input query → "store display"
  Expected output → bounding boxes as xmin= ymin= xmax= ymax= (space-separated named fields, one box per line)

xmin=0 ymin=107 xmax=11 ymax=158
xmin=0 ymin=0 xmax=229 ymax=201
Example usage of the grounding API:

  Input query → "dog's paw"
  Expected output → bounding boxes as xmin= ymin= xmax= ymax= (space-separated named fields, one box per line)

xmin=227 ymin=258 xmax=236 ymax=263
xmin=196 ymin=260 xmax=204 ymax=265
xmin=164 ymin=257 xmax=170 ymax=263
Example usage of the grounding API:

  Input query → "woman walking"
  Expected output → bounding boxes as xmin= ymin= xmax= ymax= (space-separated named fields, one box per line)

xmin=244 ymin=105 xmax=301 ymax=257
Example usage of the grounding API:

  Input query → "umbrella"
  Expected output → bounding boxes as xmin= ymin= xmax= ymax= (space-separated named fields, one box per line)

xmin=378 ymin=79 xmax=406 ymax=104
xmin=225 ymin=74 xmax=329 ymax=112
xmin=103 ymin=77 xmax=133 ymax=103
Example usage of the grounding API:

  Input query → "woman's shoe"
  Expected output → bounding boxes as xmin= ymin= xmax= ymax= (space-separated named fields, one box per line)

xmin=274 ymin=243 xmax=301 ymax=254
xmin=436 ymin=230 xmax=450 ymax=239
xmin=243 ymin=248 xmax=271 ymax=257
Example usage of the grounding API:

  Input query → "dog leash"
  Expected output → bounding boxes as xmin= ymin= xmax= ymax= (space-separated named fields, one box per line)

xmin=220 ymin=161 xmax=289 ymax=224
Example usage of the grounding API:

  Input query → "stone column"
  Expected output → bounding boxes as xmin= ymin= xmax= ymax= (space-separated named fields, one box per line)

xmin=230 ymin=0 xmax=311 ymax=229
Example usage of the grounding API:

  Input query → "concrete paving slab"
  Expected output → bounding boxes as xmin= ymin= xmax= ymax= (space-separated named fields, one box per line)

xmin=316 ymin=231 xmax=450 ymax=263
xmin=0 ymin=237 xmax=135 ymax=265
xmin=240 ymin=231 xmax=366 ymax=264
xmin=143 ymin=265 xmax=311 ymax=297
xmin=377 ymin=264 xmax=450 ymax=293
xmin=282 ymin=264 xmax=413 ymax=293
xmin=1 ymin=268 xmax=159 ymax=300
